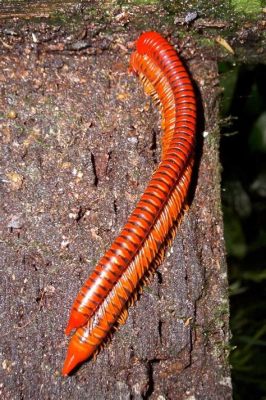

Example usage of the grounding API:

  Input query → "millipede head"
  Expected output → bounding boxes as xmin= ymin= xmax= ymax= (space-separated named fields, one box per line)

xmin=136 ymin=31 xmax=164 ymax=55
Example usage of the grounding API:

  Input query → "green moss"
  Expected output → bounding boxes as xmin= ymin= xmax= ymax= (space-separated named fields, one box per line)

xmin=199 ymin=37 xmax=216 ymax=47
xmin=49 ymin=10 xmax=84 ymax=27
xmin=231 ymin=0 xmax=262 ymax=15
xmin=119 ymin=0 xmax=159 ymax=4
xmin=214 ymin=302 xmax=230 ymax=320
xmin=49 ymin=3 xmax=115 ymax=27
xmin=49 ymin=11 xmax=69 ymax=25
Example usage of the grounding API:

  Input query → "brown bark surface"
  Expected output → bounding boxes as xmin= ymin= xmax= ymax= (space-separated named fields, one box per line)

xmin=0 ymin=12 xmax=231 ymax=400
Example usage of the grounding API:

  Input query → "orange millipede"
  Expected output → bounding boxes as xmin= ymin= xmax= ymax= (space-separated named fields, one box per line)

xmin=62 ymin=31 xmax=196 ymax=375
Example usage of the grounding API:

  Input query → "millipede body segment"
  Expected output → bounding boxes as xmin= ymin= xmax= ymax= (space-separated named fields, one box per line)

xmin=62 ymin=31 xmax=197 ymax=375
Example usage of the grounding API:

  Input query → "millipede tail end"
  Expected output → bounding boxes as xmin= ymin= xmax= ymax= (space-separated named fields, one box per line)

xmin=62 ymin=333 xmax=95 ymax=375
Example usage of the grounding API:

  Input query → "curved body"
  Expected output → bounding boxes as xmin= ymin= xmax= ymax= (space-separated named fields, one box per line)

xmin=62 ymin=31 xmax=196 ymax=375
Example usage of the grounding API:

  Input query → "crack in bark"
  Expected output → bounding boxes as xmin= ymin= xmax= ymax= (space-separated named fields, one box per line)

xmin=75 ymin=205 xmax=88 ymax=223
xmin=144 ymin=359 xmax=161 ymax=399
xmin=113 ymin=198 xmax=118 ymax=225
xmin=90 ymin=151 xmax=98 ymax=187
xmin=150 ymin=128 xmax=158 ymax=165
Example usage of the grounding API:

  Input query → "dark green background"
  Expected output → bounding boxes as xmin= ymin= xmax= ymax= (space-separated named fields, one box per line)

xmin=220 ymin=62 xmax=266 ymax=400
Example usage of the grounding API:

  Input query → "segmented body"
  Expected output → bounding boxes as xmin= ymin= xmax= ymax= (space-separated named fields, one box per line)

xmin=62 ymin=31 xmax=196 ymax=375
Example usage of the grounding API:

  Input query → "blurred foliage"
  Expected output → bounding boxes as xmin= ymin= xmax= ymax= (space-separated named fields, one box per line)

xmin=220 ymin=62 xmax=266 ymax=399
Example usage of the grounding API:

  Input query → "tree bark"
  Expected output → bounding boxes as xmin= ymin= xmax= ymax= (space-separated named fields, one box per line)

xmin=1 ymin=2 xmax=258 ymax=398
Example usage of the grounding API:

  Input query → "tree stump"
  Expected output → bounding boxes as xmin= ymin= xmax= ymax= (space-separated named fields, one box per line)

xmin=0 ymin=3 xmax=235 ymax=399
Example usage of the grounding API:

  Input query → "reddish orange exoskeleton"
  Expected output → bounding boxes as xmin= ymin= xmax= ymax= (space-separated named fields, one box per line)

xmin=62 ymin=31 xmax=196 ymax=375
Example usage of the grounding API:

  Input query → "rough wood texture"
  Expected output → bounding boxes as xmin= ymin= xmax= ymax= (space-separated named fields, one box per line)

xmin=0 ymin=18 xmax=231 ymax=400
xmin=0 ymin=0 xmax=80 ymax=18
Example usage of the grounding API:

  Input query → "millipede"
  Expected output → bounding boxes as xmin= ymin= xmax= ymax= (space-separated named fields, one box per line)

xmin=62 ymin=31 xmax=197 ymax=375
